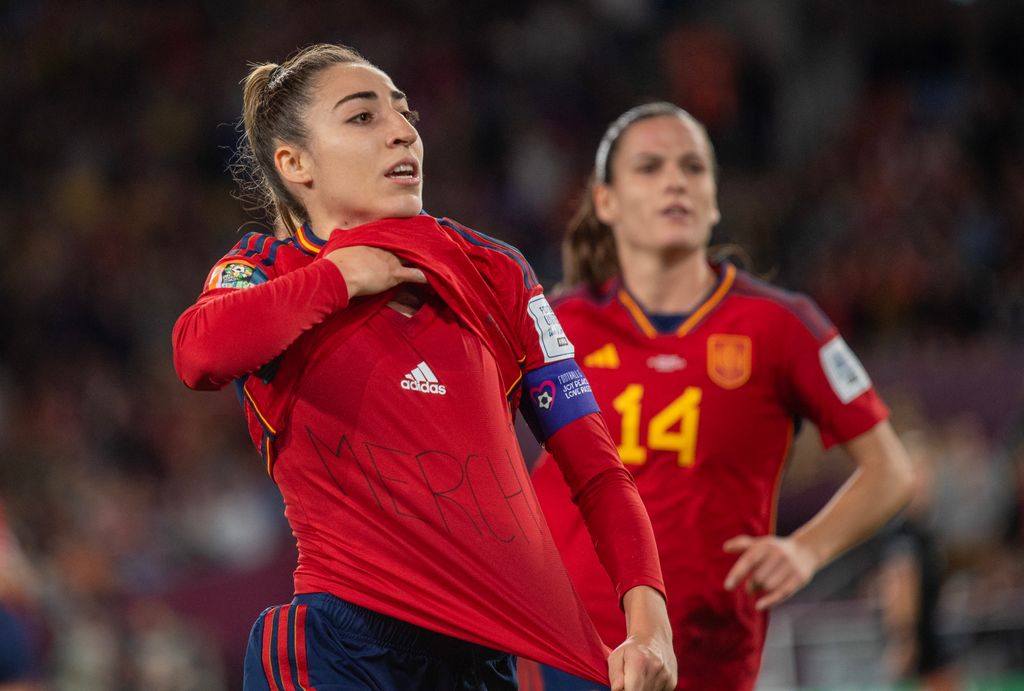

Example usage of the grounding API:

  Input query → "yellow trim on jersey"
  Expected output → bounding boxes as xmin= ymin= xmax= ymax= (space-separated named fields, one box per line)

xmin=676 ymin=263 xmax=736 ymax=336
xmin=617 ymin=264 xmax=736 ymax=338
xmin=243 ymin=384 xmax=277 ymax=436
xmin=295 ymin=225 xmax=323 ymax=255
xmin=504 ymin=354 xmax=528 ymax=397
xmin=617 ymin=290 xmax=658 ymax=338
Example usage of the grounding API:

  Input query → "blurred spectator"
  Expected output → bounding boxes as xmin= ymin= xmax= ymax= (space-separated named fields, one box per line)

xmin=878 ymin=429 xmax=963 ymax=691
xmin=0 ymin=505 xmax=45 ymax=690
xmin=931 ymin=414 xmax=1016 ymax=572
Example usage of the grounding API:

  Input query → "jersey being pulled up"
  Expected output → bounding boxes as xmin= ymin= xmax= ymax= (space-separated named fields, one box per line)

xmin=173 ymin=217 xmax=663 ymax=684
xmin=531 ymin=262 xmax=888 ymax=689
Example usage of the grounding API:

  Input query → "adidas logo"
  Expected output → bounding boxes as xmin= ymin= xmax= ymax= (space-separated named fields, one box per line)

xmin=583 ymin=343 xmax=620 ymax=369
xmin=400 ymin=361 xmax=447 ymax=395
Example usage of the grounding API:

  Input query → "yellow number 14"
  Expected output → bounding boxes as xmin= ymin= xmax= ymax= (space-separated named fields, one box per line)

xmin=612 ymin=385 xmax=702 ymax=467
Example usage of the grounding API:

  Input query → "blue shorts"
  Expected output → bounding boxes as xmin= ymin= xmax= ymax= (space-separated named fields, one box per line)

xmin=0 ymin=606 xmax=34 ymax=682
xmin=243 ymin=592 xmax=517 ymax=691
xmin=538 ymin=664 xmax=609 ymax=691
xmin=517 ymin=660 xmax=609 ymax=691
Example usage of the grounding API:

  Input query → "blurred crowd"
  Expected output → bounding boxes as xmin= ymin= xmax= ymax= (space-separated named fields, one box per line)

xmin=1 ymin=1 xmax=1022 ymax=688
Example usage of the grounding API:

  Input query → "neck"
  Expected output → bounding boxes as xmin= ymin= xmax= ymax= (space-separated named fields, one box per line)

xmin=618 ymin=246 xmax=715 ymax=314
xmin=304 ymin=207 xmax=366 ymax=241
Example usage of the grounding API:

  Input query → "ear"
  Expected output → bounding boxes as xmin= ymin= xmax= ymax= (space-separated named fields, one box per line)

xmin=274 ymin=144 xmax=313 ymax=186
xmin=592 ymin=182 xmax=618 ymax=226
xmin=709 ymin=190 xmax=722 ymax=227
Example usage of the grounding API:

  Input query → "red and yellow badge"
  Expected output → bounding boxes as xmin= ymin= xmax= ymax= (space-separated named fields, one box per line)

xmin=707 ymin=334 xmax=752 ymax=389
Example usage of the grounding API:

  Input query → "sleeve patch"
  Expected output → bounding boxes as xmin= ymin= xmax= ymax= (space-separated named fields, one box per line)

xmin=207 ymin=261 xmax=268 ymax=290
xmin=521 ymin=359 xmax=600 ymax=441
xmin=819 ymin=336 xmax=871 ymax=404
xmin=527 ymin=294 xmax=575 ymax=363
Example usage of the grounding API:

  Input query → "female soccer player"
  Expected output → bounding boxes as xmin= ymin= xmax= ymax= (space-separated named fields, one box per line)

xmin=529 ymin=102 xmax=914 ymax=690
xmin=172 ymin=46 xmax=677 ymax=691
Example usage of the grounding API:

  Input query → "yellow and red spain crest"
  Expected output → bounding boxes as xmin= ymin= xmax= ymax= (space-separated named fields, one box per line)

xmin=707 ymin=334 xmax=752 ymax=389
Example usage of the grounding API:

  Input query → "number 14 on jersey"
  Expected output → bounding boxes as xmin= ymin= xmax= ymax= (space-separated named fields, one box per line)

xmin=612 ymin=385 xmax=702 ymax=467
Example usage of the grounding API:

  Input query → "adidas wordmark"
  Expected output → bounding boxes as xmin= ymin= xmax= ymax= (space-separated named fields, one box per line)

xmin=400 ymin=361 xmax=447 ymax=395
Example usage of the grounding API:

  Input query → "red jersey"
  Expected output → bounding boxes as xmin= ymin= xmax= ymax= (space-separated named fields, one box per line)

xmin=172 ymin=216 xmax=663 ymax=684
xmin=531 ymin=262 xmax=889 ymax=690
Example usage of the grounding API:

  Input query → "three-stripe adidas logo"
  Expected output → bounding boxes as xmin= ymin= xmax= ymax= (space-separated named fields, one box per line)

xmin=583 ymin=343 xmax=620 ymax=369
xmin=400 ymin=361 xmax=447 ymax=395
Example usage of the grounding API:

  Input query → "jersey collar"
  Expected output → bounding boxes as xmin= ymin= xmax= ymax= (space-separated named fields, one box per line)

xmin=617 ymin=262 xmax=736 ymax=338
xmin=293 ymin=213 xmax=433 ymax=256
xmin=294 ymin=222 xmax=327 ymax=256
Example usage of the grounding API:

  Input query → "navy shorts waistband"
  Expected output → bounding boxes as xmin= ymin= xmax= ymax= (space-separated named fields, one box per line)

xmin=292 ymin=592 xmax=509 ymax=663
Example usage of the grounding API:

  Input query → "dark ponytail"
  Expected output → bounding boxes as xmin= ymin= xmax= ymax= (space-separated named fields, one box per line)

xmin=561 ymin=175 xmax=619 ymax=289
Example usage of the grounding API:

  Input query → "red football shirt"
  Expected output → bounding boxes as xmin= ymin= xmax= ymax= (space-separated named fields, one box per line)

xmin=531 ymin=262 xmax=889 ymax=690
xmin=173 ymin=217 xmax=663 ymax=683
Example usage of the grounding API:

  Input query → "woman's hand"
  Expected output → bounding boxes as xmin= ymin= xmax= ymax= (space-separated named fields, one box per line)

xmin=325 ymin=245 xmax=426 ymax=298
xmin=609 ymin=586 xmax=677 ymax=691
xmin=722 ymin=535 xmax=819 ymax=611
xmin=723 ymin=422 xmax=913 ymax=612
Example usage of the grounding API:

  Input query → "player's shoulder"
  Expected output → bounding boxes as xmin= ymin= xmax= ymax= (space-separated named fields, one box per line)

xmin=219 ymin=230 xmax=308 ymax=269
xmin=728 ymin=266 xmax=834 ymax=341
xmin=548 ymin=280 xmax=617 ymax=321
xmin=204 ymin=230 xmax=309 ymax=291
xmin=435 ymin=216 xmax=540 ymax=291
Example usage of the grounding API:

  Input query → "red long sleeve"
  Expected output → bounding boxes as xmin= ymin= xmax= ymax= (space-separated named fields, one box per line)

xmin=545 ymin=413 xmax=665 ymax=605
xmin=172 ymin=260 xmax=349 ymax=390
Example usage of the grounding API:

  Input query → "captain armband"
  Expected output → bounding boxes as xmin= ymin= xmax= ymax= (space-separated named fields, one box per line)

xmin=520 ymin=359 xmax=600 ymax=442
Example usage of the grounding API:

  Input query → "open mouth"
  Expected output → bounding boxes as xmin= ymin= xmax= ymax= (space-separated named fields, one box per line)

xmin=662 ymin=204 xmax=692 ymax=219
xmin=385 ymin=160 xmax=420 ymax=181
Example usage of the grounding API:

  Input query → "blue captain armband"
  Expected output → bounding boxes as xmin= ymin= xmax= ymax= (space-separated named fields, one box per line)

xmin=520 ymin=359 xmax=600 ymax=442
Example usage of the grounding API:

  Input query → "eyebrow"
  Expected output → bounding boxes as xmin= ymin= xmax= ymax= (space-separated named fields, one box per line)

xmin=332 ymin=89 xmax=408 ymax=110
xmin=630 ymin=151 xmax=703 ymax=161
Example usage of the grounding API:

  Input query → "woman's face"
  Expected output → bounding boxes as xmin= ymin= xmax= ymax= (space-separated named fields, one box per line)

xmin=595 ymin=114 xmax=720 ymax=259
xmin=282 ymin=63 xmax=424 ymax=229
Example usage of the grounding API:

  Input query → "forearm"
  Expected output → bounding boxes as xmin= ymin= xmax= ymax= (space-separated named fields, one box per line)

xmin=793 ymin=423 xmax=912 ymax=568
xmin=610 ymin=585 xmax=677 ymax=691
xmin=173 ymin=260 xmax=349 ymax=389
xmin=622 ymin=585 xmax=671 ymax=638
xmin=546 ymin=414 xmax=665 ymax=602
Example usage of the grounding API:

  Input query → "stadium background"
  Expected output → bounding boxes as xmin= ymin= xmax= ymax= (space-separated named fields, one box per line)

xmin=1 ymin=0 xmax=1022 ymax=688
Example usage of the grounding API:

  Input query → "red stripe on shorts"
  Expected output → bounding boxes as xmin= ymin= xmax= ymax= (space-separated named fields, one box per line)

xmin=262 ymin=608 xmax=281 ymax=691
xmin=277 ymin=604 xmax=296 ymax=691
xmin=517 ymin=658 xmax=546 ymax=691
xmin=294 ymin=604 xmax=314 ymax=690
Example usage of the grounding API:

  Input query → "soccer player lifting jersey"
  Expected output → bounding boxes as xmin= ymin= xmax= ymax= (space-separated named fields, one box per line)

xmin=173 ymin=46 xmax=676 ymax=691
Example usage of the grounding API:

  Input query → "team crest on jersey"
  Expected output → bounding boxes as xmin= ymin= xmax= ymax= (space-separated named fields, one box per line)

xmin=530 ymin=380 xmax=556 ymax=410
xmin=707 ymin=334 xmax=752 ymax=389
xmin=208 ymin=261 xmax=266 ymax=290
